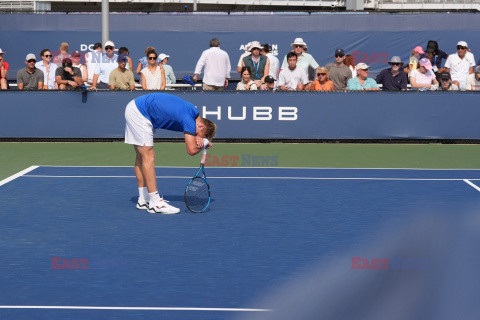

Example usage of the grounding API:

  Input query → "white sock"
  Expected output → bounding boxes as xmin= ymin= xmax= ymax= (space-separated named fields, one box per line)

xmin=149 ymin=191 xmax=162 ymax=205
xmin=139 ymin=187 xmax=149 ymax=201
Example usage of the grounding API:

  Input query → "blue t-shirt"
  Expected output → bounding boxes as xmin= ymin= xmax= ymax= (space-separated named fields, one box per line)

xmin=347 ymin=77 xmax=379 ymax=91
xmin=134 ymin=93 xmax=198 ymax=135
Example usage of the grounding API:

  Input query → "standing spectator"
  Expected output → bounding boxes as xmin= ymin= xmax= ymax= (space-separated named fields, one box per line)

xmin=159 ymin=53 xmax=176 ymax=85
xmin=409 ymin=58 xmax=438 ymax=90
xmin=52 ymin=42 xmax=70 ymax=67
xmin=85 ymin=42 xmax=102 ymax=85
xmin=425 ymin=41 xmax=448 ymax=76
xmin=118 ymin=47 xmax=134 ymax=71
xmin=136 ymin=46 xmax=161 ymax=76
xmin=344 ymin=54 xmax=357 ymax=78
xmin=71 ymin=51 xmax=88 ymax=84
xmin=91 ymin=40 xmax=118 ymax=89
xmin=55 ymin=58 xmax=83 ymax=90
xmin=444 ymin=41 xmax=475 ymax=90
xmin=193 ymin=38 xmax=231 ymax=91
xmin=109 ymin=53 xmax=135 ymax=90
xmin=437 ymin=71 xmax=459 ymax=91
xmin=262 ymin=43 xmax=279 ymax=80
xmin=236 ymin=66 xmax=257 ymax=91
xmin=375 ymin=56 xmax=408 ymax=91
xmin=0 ymin=48 xmax=9 ymax=90
xmin=277 ymin=52 xmax=308 ymax=91
xmin=141 ymin=50 xmax=166 ymax=90
xmin=326 ymin=48 xmax=352 ymax=91
xmin=17 ymin=53 xmax=44 ymax=90
xmin=35 ymin=49 xmax=58 ymax=89
xmin=236 ymin=42 xmax=252 ymax=73
xmin=309 ymin=67 xmax=335 ymax=91
xmin=241 ymin=41 xmax=269 ymax=87
xmin=466 ymin=65 xmax=480 ymax=91
xmin=346 ymin=63 xmax=380 ymax=91
xmin=280 ymin=38 xmax=320 ymax=81
xmin=263 ymin=75 xmax=276 ymax=91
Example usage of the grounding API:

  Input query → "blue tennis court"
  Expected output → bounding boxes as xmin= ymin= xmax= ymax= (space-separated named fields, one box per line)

xmin=1 ymin=166 xmax=480 ymax=319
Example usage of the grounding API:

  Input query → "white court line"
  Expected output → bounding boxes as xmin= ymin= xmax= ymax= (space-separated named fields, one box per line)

xmin=0 ymin=166 xmax=39 ymax=187
xmin=0 ymin=305 xmax=271 ymax=312
xmin=464 ymin=179 xmax=480 ymax=192
xmin=22 ymin=175 xmax=480 ymax=181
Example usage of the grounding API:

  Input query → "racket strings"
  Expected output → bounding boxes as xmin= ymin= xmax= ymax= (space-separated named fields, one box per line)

xmin=185 ymin=177 xmax=210 ymax=212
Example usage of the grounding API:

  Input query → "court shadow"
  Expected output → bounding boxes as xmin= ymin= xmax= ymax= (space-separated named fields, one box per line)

xmin=129 ymin=195 xmax=215 ymax=204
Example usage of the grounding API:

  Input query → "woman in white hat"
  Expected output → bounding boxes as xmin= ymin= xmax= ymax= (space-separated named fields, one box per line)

xmin=280 ymin=38 xmax=320 ymax=81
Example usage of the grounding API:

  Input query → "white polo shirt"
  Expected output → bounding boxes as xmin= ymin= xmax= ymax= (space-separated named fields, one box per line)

xmin=94 ymin=53 xmax=118 ymax=84
xmin=445 ymin=51 xmax=475 ymax=88
xmin=277 ymin=66 xmax=308 ymax=90
xmin=194 ymin=47 xmax=231 ymax=87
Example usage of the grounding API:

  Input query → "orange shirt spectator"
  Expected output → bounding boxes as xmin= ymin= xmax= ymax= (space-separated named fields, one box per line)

xmin=310 ymin=67 xmax=335 ymax=91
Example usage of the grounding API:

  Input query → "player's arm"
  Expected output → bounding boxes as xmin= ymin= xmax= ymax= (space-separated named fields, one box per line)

xmin=184 ymin=134 xmax=208 ymax=156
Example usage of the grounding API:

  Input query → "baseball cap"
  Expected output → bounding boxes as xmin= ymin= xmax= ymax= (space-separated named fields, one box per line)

xmin=159 ymin=53 xmax=170 ymax=61
xmin=62 ymin=58 xmax=73 ymax=66
xmin=25 ymin=53 xmax=36 ymax=61
xmin=117 ymin=53 xmax=128 ymax=63
xmin=264 ymin=75 xmax=275 ymax=84
xmin=335 ymin=48 xmax=345 ymax=56
xmin=0 ymin=48 xmax=5 ymax=54
xmin=457 ymin=41 xmax=468 ymax=48
xmin=413 ymin=46 xmax=425 ymax=54
xmin=438 ymin=72 xmax=451 ymax=81
xmin=418 ymin=58 xmax=433 ymax=71
xmin=356 ymin=62 xmax=370 ymax=70
xmin=71 ymin=51 xmax=81 ymax=58
xmin=104 ymin=40 xmax=115 ymax=48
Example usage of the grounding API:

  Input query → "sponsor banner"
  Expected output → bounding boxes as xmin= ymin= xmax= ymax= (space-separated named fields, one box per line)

xmin=0 ymin=91 xmax=479 ymax=139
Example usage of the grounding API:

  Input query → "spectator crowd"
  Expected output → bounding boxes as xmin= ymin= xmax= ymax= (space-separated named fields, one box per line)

xmin=2 ymin=37 xmax=480 ymax=92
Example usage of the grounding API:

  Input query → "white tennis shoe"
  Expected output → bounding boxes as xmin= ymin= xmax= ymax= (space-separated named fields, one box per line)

xmin=136 ymin=197 xmax=149 ymax=210
xmin=148 ymin=199 xmax=180 ymax=214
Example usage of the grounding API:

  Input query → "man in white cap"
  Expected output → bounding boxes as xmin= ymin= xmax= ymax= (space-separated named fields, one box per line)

xmin=16 ymin=53 xmax=44 ymax=90
xmin=280 ymin=38 xmax=320 ymax=81
xmin=346 ymin=62 xmax=379 ymax=91
xmin=0 ymin=48 xmax=8 ymax=90
xmin=159 ymin=53 xmax=176 ymax=85
xmin=466 ymin=65 xmax=480 ymax=91
xmin=91 ymin=40 xmax=118 ymax=90
xmin=240 ymin=41 xmax=270 ymax=87
xmin=236 ymin=42 xmax=252 ymax=73
xmin=444 ymin=41 xmax=475 ymax=90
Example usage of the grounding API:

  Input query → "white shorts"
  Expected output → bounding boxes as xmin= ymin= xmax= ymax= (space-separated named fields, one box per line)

xmin=124 ymin=99 xmax=155 ymax=147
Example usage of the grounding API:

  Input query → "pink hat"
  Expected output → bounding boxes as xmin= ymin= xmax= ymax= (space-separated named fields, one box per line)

xmin=418 ymin=57 xmax=433 ymax=71
xmin=413 ymin=46 xmax=425 ymax=54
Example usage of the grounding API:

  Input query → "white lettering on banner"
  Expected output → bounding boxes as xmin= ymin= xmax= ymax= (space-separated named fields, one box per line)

xmin=228 ymin=107 xmax=246 ymax=120
xmin=279 ymin=107 xmax=298 ymax=121
xmin=202 ymin=106 xmax=222 ymax=120
xmin=253 ymin=107 xmax=272 ymax=121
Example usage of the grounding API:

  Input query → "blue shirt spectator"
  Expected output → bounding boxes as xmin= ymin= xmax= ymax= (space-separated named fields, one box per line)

xmin=347 ymin=63 xmax=379 ymax=91
xmin=375 ymin=56 xmax=407 ymax=91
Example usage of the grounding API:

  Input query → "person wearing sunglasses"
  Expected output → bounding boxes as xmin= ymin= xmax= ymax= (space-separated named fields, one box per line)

xmin=91 ymin=40 xmax=118 ymax=90
xmin=0 ymin=48 xmax=8 ymax=90
xmin=35 ymin=49 xmax=58 ymax=89
xmin=16 ymin=53 xmax=44 ymax=90
xmin=310 ymin=67 xmax=334 ymax=91
xmin=326 ymin=48 xmax=352 ymax=91
xmin=346 ymin=63 xmax=379 ymax=91
xmin=280 ymin=38 xmax=320 ymax=82
xmin=141 ymin=50 xmax=166 ymax=90
xmin=375 ymin=56 xmax=407 ymax=91
xmin=444 ymin=41 xmax=476 ymax=90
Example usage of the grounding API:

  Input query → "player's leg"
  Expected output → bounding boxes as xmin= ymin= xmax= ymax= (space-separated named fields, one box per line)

xmin=134 ymin=145 xmax=149 ymax=210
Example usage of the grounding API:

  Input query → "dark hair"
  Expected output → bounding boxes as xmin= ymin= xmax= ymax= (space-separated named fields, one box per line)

xmin=118 ymin=47 xmax=129 ymax=55
xmin=240 ymin=66 xmax=252 ymax=76
xmin=210 ymin=38 xmax=220 ymax=47
xmin=93 ymin=42 xmax=102 ymax=50
xmin=146 ymin=49 xmax=157 ymax=58
xmin=287 ymin=52 xmax=297 ymax=60
xmin=39 ymin=49 xmax=51 ymax=57
xmin=262 ymin=43 xmax=271 ymax=53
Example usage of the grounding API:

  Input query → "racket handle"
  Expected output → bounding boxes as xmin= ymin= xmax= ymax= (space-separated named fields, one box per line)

xmin=203 ymin=138 xmax=209 ymax=147
xmin=201 ymin=148 xmax=207 ymax=165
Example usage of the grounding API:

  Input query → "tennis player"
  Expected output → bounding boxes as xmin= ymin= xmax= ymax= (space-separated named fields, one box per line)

xmin=124 ymin=93 xmax=216 ymax=214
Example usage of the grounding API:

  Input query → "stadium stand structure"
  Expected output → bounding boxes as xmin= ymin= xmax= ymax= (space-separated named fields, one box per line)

xmin=0 ymin=0 xmax=479 ymax=12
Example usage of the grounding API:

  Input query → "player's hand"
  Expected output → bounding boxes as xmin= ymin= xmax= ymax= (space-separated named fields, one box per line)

xmin=195 ymin=136 xmax=205 ymax=149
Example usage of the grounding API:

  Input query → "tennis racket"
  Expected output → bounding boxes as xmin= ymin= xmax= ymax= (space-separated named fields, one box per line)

xmin=184 ymin=141 xmax=211 ymax=213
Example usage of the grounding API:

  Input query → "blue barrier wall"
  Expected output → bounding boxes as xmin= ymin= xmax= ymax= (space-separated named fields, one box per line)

xmin=2 ymin=13 xmax=480 ymax=79
xmin=1 ymin=91 xmax=479 ymax=139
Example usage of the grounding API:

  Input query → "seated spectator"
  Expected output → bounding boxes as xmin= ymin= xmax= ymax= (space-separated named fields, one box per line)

xmin=0 ymin=48 xmax=9 ymax=90
xmin=261 ymin=43 xmax=279 ymax=80
xmin=85 ymin=42 xmax=102 ymax=85
xmin=375 ymin=56 xmax=407 ymax=91
xmin=71 ymin=51 xmax=88 ymax=84
xmin=309 ymin=67 xmax=334 ymax=91
xmin=346 ymin=63 xmax=380 ymax=91
xmin=466 ymin=65 xmax=480 ymax=91
xmin=91 ymin=40 xmax=118 ymax=89
xmin=236 ymin=66 xmax=257 ymax=91
xmin=136 ymin=46 xmax=160 ymax=76
xmin=263 ymin=75 xmax=276 ymax=91
xmin=409 ymin=58 xmax=438 ymax=90
xmin=109 ymin=53 xmax=135 ymax=90
xmin=437 ymin=72 xmax=459 ymax=91
xmin=141 ymin=50 xmax=166 ymax=90
xmin=444 ymin=41 xmax=475 ymax=90
xmin=344 ymin=54 xmax=357 ymax=78
xmin=241 ymin=41 xmax=270 ymax=87
xmin=326 ymin=48 xmax=352 ymax=91
xmin=17 ymin=53 xmax=44 ymax=90
xmin=52 ymin=42 xmax=70 ymax=67
xmin=118 ymin=47 xmax=134 ymax=71
xmin=36 ymin=49 xmax=57 ymax=89
xmin=277 ymin=52 xmax=308 ymax=91
xmin=405 ymin=46 xmax=424 ymax=76
xmin=280 ymin=38 xmax=320 ymax=81
xmin=55 ymin=58 xmax=83 ymax=90
xmin=236 ymin=42 xmax=252 ymax=73
xmin=159 ymin=53 xmax=176 ymax=85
